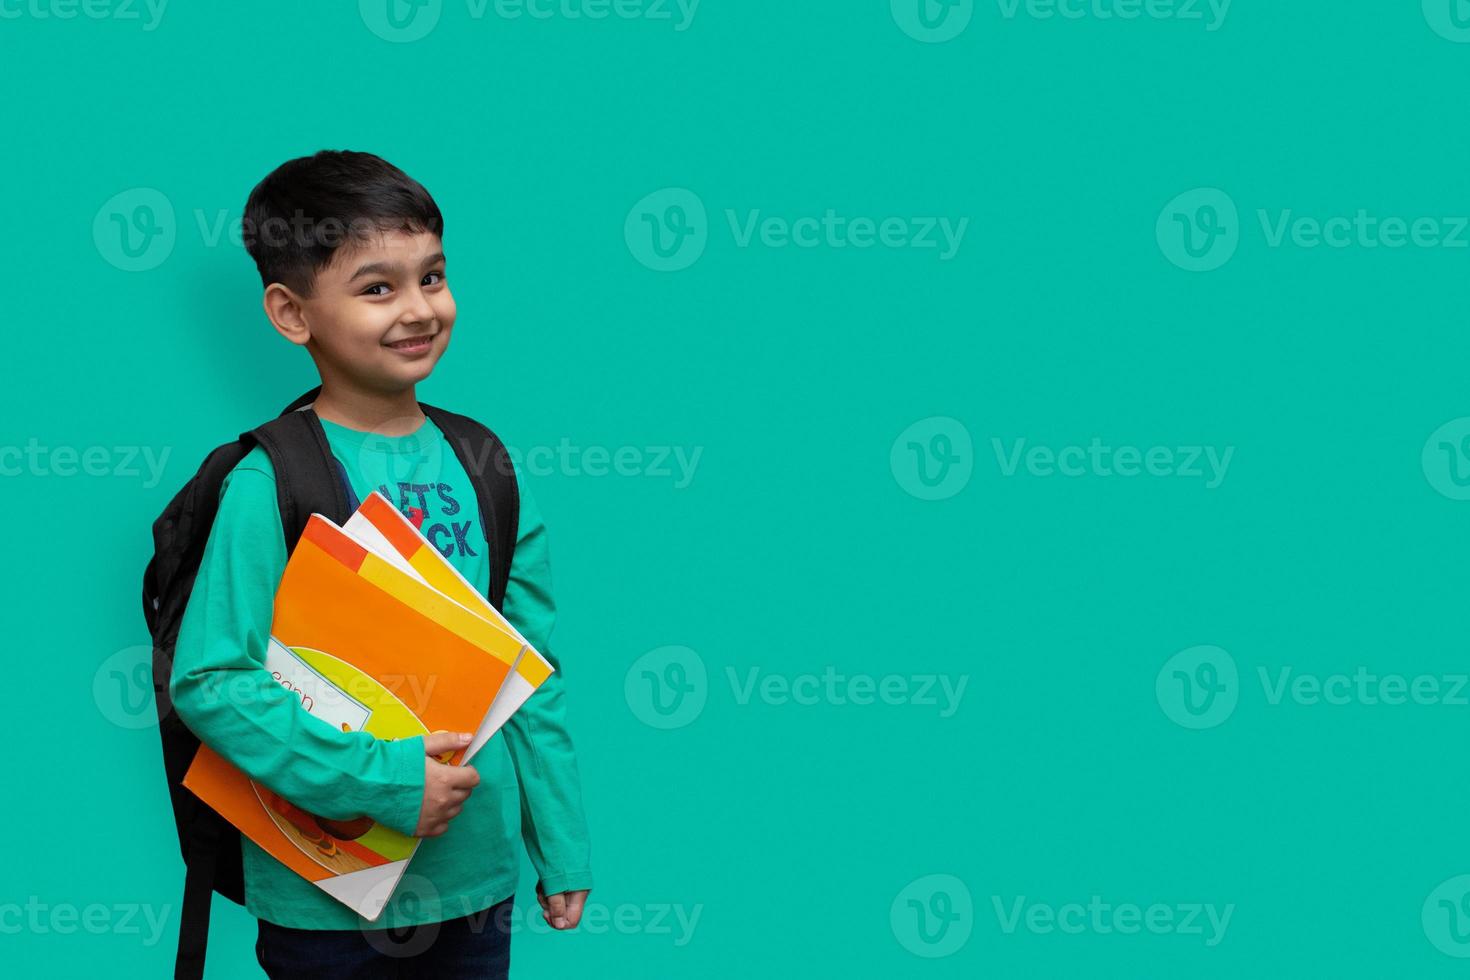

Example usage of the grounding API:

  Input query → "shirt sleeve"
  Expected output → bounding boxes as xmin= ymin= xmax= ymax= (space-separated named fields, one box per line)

xmin=168 ymin=459 xmax=427 ymax=838
xmin=498 ymin=472 xmax=595 ymax=896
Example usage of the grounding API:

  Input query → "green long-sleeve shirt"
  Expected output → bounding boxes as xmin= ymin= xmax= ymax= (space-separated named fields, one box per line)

xmin=169 ymin=412 xmax=593 ymax=928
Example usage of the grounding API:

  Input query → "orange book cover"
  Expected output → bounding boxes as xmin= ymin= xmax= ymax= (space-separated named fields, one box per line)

xmin=342 ymin=490 xmax=554 ymax=762
xmin=182 ymin=513 xmax=527 ymax=921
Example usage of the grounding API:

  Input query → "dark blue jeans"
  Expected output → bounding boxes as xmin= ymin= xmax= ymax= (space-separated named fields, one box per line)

xmin=255 ymin=895 xmax=514 ymax=979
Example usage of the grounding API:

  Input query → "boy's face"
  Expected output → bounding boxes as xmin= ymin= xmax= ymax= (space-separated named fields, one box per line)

xmin=280 ymin=227 xmax=455 ymax=394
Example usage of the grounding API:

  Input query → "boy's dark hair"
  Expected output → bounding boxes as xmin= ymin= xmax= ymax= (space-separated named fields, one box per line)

xmin=242 ymin=149 xmax=443 ymax=296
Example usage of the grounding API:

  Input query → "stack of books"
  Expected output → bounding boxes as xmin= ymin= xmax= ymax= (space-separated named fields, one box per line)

xmin=183 ymin=490 xmax=552 ymax=920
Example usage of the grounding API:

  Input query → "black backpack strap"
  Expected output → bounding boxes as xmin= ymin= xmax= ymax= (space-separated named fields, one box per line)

xmin=144 ymin=441 xmax=253 ymax=642
xmin=174 ymin=812 xmax=223 ymax=980
xmin=242 ymin=390 xmax=354 ymax=551
xmin=278 ymin=385 xmax=321 ymax=415
xmin=421 ymin=402 xmax=520 ymax=609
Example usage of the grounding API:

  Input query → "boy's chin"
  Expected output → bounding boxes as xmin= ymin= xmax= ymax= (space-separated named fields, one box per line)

xmin=379 ymin=350 xmax=442 ymax=382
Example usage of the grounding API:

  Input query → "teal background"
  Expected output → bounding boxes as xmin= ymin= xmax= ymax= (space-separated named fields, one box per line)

xmin=5 ymin=1 xmax=1470 ymax=976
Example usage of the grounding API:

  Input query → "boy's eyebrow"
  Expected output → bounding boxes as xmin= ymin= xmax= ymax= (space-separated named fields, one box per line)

xmin=346 ymin=251 xmax=447 ymax=282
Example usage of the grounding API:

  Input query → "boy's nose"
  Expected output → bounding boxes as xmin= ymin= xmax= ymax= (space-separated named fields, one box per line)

xmin=400 ymin=289 xmax=435 ymax=324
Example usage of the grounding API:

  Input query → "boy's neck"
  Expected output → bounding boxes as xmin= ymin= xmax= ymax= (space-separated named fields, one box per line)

xmin=309 ymin=382 xmax=426 ymax=436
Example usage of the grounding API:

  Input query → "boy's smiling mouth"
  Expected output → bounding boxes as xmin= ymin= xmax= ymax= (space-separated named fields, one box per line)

xmin=384 ymin=332 xmax=436 ymax=355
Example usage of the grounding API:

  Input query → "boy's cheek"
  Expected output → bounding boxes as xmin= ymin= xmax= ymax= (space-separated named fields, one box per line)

xmin=435 ymin=294 xmax=457 ymax=328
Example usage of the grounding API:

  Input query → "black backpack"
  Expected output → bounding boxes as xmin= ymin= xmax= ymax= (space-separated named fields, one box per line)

xmin=142 ymin=386 xmax=519 ymax=980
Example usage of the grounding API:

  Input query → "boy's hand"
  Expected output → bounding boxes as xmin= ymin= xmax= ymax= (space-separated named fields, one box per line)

xmin=536 ymin=882 xmax=589 ymax=930
xmin=414 ymin=732 xmax=479 ymax=837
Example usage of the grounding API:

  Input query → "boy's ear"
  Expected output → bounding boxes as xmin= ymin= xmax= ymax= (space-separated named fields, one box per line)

xmin=263 ymin=282 xmax=311 ymax=346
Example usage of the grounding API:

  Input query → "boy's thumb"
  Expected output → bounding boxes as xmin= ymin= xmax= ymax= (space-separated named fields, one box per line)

xmin=422 ymin=731 xmax=473 ymax=761
xmin=545 ymin=890 xmax=569 ymax=928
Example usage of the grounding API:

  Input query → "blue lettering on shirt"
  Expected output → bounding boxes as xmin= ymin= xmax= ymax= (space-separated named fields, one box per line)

xmin=374 ymin=481 xmax=480 ymax=558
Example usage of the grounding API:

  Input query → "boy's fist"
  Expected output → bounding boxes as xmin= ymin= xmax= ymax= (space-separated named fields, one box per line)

xmin=415 ymin=731 xmax=479 ymax=837
xmin=536 ymin=882 xmax=589 ymax=930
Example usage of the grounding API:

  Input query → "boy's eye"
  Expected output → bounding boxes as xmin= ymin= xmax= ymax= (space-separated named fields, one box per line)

xmin=363 ymin=283 xmax=390 ymax=297
xmin=423 ymin=271 xmax=445 ymax=287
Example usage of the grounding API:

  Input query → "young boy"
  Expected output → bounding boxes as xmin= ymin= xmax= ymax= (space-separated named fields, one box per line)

xmin=169 ymin=150 xmax=592 ymax=978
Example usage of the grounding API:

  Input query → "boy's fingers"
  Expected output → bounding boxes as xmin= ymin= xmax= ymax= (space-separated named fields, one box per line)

xmin=446 ymin=766 xmax=479 ymax=789
xmin=562 ymin=890 xmax=587 ymax=927
xmin=545 ymin=891 xmax=568 ymax=929
xmin=422 ymin=731 xmax=473 ymax=758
